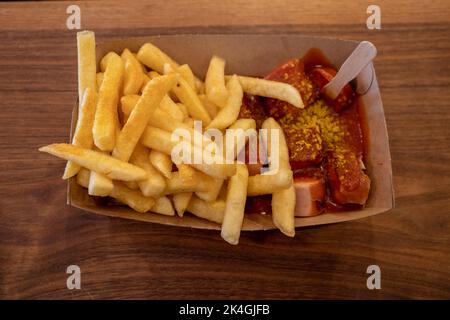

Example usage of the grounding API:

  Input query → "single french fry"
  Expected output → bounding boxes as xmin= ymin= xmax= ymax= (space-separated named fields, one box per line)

xmin=89 ymin=171 xmax=114 ymax=196
xmin=195 ymin=178 xmax=224 ymax=202
xmin=205 ymin=55 xmax=228 ymax=108
xmin=96 ymin=72 xmax=103 ymax=92
xmin=177 ymin=64 xmax=196 ymax=91
xmin=177 ymin=103 xmax=189 ymax=119
xmin=247 ymin=169 xmax=293 ymax=196
xmin=164 ymin=64 xmax=211 ymax=124
xmin=93 ymin=52 xmax=124 ymax=151
xmin=164 ymin=169 xmax=215 ymax=194
xmin=151 ymin=196 xmax=175 ymax=216
xmin=148 ymin=70 xmax=161 ymax=79
xmin=206 ymin=75 xmax=243 ymax=130
xmin=229 ymin=75 xmax=304 ymax=109
xmin=187 ymin=196 xmax=225 ymax=224
xmin=140 ymin=126 xmax=177 ymax=155
xmin=149 ymin=150 xmax=173 ymax=179
xmin=140 ymin=74 xmax=150 ymax=93
xmin=272 ymin=184 xmax=296 ymax=237
xmin=112 ymin=74 xmax=177 ymax=162
xmin=198 ymin=94 xmax=219 ymax=118
xmin=221 ymin=164 xmax=249 ymax=245
xmin=137 ymin=42 xmax=180 ymax=75
xmin=261 ymin=117 xmax=290 ymax=168
xmin=159 ymin=95 xmax=185 ymax=122
xmin=63 ymin=88 xmax=97 ymax=179
xmin=172 ymin=192 xmax=193 ymax=217
xmin=129 ymin=143 xmax=166 ymax=198
xmin=76 ymin=168 xmax=91 ymax=188
xmin=110 ymin=182 xmax=155 ymax=213
xmin=121 ymin=48 xmax=144 ymax=95
xmin=124 ymin=181 xmax=140 ymax=190
xmin=39 ymin=143 xmax=147 ymax=181
xmin=261 ymin=118 xmax=295 ymax=237
xmin=76 ymin=31 xmax=96 ymax=107
xmin=120 ymin=94 xmax=140 ymax=117
xmin=195 ymin=78 xmax=205 ymax=94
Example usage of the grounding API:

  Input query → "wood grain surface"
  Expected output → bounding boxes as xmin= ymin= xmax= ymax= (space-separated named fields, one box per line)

xmin=0 ymin=0 xmax=449 ymax=299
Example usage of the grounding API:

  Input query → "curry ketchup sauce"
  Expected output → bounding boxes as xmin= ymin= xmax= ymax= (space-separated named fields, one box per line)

xmin=242 ymin=48 xmax=370 ymax=215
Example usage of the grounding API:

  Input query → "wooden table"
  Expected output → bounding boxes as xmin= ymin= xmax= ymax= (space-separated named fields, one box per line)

xmin=0 ymin=0 xmax=449 ymax=299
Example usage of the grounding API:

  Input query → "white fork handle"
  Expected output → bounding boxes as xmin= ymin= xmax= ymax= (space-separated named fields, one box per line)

xmin=322 ymin=41 xmax=377 ymax=100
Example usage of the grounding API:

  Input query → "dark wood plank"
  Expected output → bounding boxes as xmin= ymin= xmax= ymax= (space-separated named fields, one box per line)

xmin=0 ymin=0 xmax=449 ymax=299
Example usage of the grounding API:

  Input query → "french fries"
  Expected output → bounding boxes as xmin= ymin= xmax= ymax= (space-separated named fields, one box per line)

xmin=229 ymin=75 xmax=304 ymax=109
xmin=63 ymin=88 xmax=97 ymax=179
xmin=195 ymin=178 xmax=224 ymax=202
xmin=121 ymin=48 xmax=144 ymax=95
xmin=96 ymin=72 xmax=103 ymax=91
xmin=187 ymin=196 xmax=225 ymax=224
xmin=172 ymin=192 xmax=193 ymax=217
xmin=151 ymin=196 xmax=175 ymax=216
xmin=149 ymin=150 xmax=173 ymax=179
xmin=221 ymin=164 xmax=248 ymax=245
xmin=261 ymin=117 xmax=295 ymax=237
xmin=177 ymin=64 xmax=196 ymax=91
xmin=165 ymin=67 xmax=211 ymax=124
xmin=77 ymin=169 xmax=155 ymax=214
xmin=112 ymin=74 xmax=177 ymax=162
xmin=41 ymin=33 xmax=302 ymax=245
xmin=76 ymin=31 xmax=97 ymax=106
xmin=110 ymin=182 xmax=155 ymax=213
xmin=247 ymin=169 xmax=293 ymax=196
xmin=207 ymin=75 xmax=243 ymax=130
xmin=39 ymin=144 xmax=147 ymax=181
xmin=137 ymin=42 xmax=180 ymax=75
xmin=272 ymin=185 xmax=296 ymax=237
xmin=93 ymin=52 xmax=124 ymax=151
xmin=129 ymin=144 xmax=166 ymax=198
xmin=205 ymin=55 xmax=228 ymax=108
xmin=89 ymin=170 xmax=114 ymax=196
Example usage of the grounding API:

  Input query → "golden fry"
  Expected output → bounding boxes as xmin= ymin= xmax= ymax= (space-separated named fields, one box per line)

xmin=110 ymin=182 xmax=155 ymax=213
xmin=272 ymin=184 xmax=296 ymax=237
xmin=89 ymin=171 xmax=114 ymax=196
xmin=96 ymin=72 xmax=103 ymax=92
xmin=247 ymin=169 xmax=293 ymax=196
xmin=137 ymin=42 xmax=180 ymax=74
xmin=76 ymin=168 xmax=90 ymax=188
xmin=177 ymin=64 xmax=196 ymax=91
xmin=76 ymin=31 xmax=96 ymax=106
xmin=93 ymin=52 xmax=124 ymax=151
xmin=172 ymin=192 xmax=193 ymax=217
xmin=187 ymin=196 xmax=225 ymax=224
xmin=121 ymin=48 xmax=144 ymax=95
xmin=112 ymin=74 xmax=177 ymax=162
xmin=129 ymin=144 xmax=166 ymax=198
xmin=39 ymin=143 xmax=147 ymax=181
xmin=164 ymin=64 xmax=211 ymax=124
xmin=195 ymin=178 xmax=224 ymax=202
xmin=221 ymin=164 xmax=249 ymax=245
xmin=206 ymin=75 xmax=243 ymax=130
xmin=230 ymin=75 xmax=304 ymax=109
xmin=205 ymin=55 xmax=228 ymax=108
xmin=198 ymin=94 xmax=219 ymax=119
xmin=151 ymin=196 xmax=175 ymax=216
xmin=63 ymin=88 xmax=97 ymax=179
xmin=149 ymin=150 xmax=173 ymax=179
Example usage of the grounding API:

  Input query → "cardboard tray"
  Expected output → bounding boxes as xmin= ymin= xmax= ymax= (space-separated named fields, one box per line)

xmin=68 ymin=34 xmax=394 ymax=231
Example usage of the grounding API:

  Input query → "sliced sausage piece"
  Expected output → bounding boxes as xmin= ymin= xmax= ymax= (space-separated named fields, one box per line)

xmin=293 ymin=173 xmax=326 ymax=217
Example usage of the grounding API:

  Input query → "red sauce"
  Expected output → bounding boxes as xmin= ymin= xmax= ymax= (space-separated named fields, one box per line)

xmin=241 ymin=48 xmax=370 ymax=215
